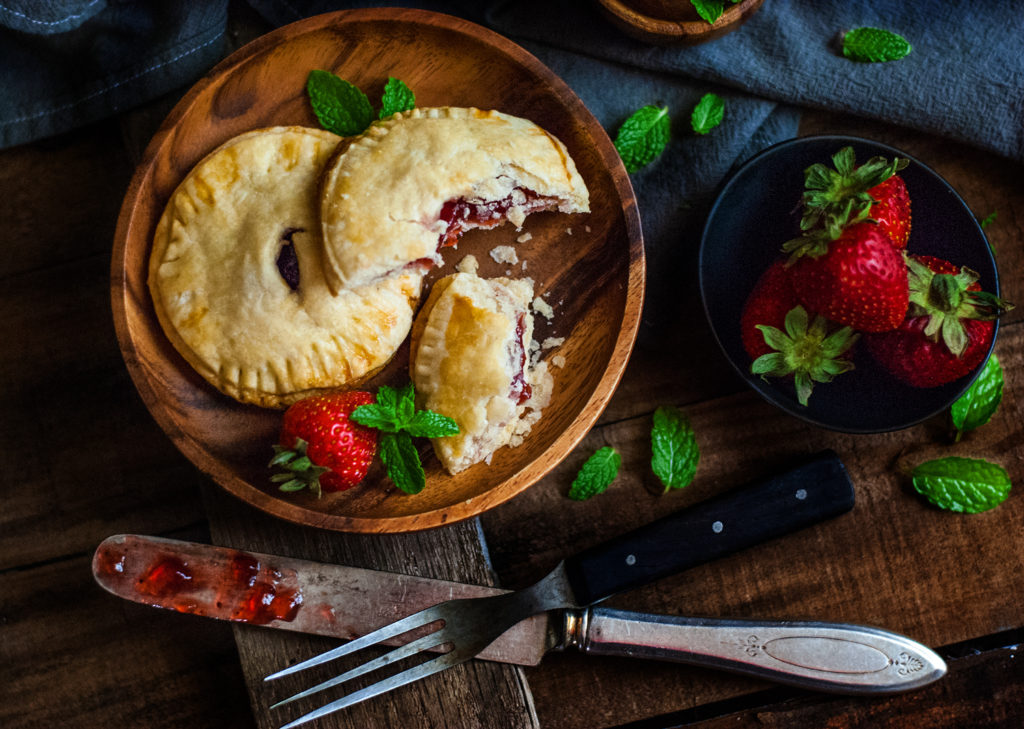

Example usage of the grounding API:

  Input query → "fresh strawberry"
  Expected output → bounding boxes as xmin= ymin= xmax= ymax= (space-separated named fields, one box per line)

xmin=741 ymin=260 xmax=799 ymax=359
xmin=740 ymin=262 xmax=859 ymax=406
xmin=865 ymin=256 xmax=1013 ymax=387
xmin=784 ymin=220 xmax=909 ymax=332
xmin=801 ymin=146 xmax=911 ymax=248
xmin=270 ymin=390 xmax=378 ymax=495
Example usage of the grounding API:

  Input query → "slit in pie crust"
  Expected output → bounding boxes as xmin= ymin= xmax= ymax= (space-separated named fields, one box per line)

xmin=148 ymin=126 xmax=425 ymax=409
xmin=409 ymin=272 xmax=554 ymax=474
xmin=319 ymin=107 xmax=590 ymax=292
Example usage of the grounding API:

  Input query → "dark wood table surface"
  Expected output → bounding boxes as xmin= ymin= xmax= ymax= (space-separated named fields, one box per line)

xmin=3 ymin=8 xmax=1023 ymax=729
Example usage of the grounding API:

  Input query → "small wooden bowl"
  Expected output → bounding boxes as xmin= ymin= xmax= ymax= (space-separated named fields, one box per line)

xmin=111 ymin=9 xmax=644 ymax=533
xmin=597 ymin=0 xmax=765 ymax=45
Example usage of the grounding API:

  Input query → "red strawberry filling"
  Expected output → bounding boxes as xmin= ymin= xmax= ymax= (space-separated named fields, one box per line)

xmin=510 ymin=313 xmax=532 ymax=406
xmin=437 ymin=187 xmax=556 ymax=248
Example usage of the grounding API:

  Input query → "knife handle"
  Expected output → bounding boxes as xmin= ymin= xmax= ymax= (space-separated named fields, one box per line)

xmin=563 ymin=449 xmax=854 ymax=605
xmin=571 ymin=607 xmax=947 ymax=694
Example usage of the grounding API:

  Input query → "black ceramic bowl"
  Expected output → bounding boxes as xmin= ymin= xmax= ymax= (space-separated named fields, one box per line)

xmin=699 ymin=135 xmax=1000 ymax=433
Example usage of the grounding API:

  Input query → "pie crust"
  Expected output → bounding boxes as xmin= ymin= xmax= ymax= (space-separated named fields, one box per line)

xmin=148 ymin=126 xmax=425 ymax=409
xmin=409 ymin=272 xmax=553 ymax=474
xmin=319 ymin=107 xmax=590 ymax=292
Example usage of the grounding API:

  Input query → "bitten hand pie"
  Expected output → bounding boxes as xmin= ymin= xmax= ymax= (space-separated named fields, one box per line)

xmin=409 ymin=272 xmax=553 ymax=474
xmin=148 ymin=126 xmax=425 ymax=409
xmin=319 ymin=107 xmax=590 ymax=292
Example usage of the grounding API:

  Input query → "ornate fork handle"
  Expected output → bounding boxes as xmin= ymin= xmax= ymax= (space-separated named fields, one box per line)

xmin=567 ymin=608 xmax=946 ymax=694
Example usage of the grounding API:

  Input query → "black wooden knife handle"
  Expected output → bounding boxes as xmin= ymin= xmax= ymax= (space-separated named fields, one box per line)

xmin=563 ymin=449 xmax=855 ymax=606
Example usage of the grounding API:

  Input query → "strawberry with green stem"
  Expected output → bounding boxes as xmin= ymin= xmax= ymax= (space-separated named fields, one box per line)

xmin=801 ymin=146 xmax=911 ymax=249
xmin=865 ymin=255 xmax=1013 ymax=388
xmin=741 ymin=261 xmax=859 ymax=406
xmin=784 ymin=217 xmax=909 ymax=332
xmin=270 ymin=390 xmax=379 ymax=496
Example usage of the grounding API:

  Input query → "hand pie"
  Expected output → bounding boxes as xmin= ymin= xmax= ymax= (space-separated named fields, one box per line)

xmin=319 ymin=107 xmax=590 ymax=292
xmin=149 ymin=126 xmax=425 ymax=409
xmin=409 ymin=272 xmax=553 ymax=474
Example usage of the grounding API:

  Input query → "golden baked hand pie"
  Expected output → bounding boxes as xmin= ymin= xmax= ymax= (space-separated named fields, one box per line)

xmin=409 ymin=272 xmax=553 ymax=474
xmin=319 ymin=107 xmax=590 ymax=292
xmin=149 ymin=126 xmax=425 ymax=409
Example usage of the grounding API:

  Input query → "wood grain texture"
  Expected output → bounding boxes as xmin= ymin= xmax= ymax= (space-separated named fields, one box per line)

xmin=0 ymin=528 xmax=253 ymax=729
xmin=201 ymin=483 xmax=539 ymax=729
xmin=479 ymin=114 xmax=1024 ymax=729
xmin=111 ymin=8 xmax=644 ymax=534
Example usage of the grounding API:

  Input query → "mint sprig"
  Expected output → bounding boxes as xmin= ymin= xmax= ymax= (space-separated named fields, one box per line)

xmin=614 ymin=105 xmax=670 ymax=174
xmin=307 ymin=71 xmax=416 ymax=136
xmin=842 ymin=27 xmax=912 ymax=63
xmin=912 ymin=456 xmax=1011 ymax=514
xmin=380 ymin=77 xmax=415 ymax=119
xmin=951 ymin=355 xmax=1003 ymax=441
xmin=351 ymin=383 xmax=458 ymax=494
xmin=651 ymin=406 xmax=700 ymax=493
xmin=568 ymin=446 xmax=621 ymax=500
xmin=306 ymin=70 xmax=374 ymax=136
xmin=690 ymin=93 xmax=724 ymax=135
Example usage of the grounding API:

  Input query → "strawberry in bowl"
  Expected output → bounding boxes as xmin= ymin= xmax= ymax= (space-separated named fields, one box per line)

xmin=865 ymin=256 xmax=1013 ymax=388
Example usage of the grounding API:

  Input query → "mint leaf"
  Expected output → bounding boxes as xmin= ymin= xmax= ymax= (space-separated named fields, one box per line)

xmin=951 ymin=355 xmax=1003 ymax=440
xmin=690 ymin=0 xmax=726 ymax=24
xmin=691 ymin=93 xmax=724 ymax=135
xmin=306 ymin=69 xmax=374 ymax=136
xmin=912 ymin=457 xmax=1011 ymax=513
xmin=380 ymin=431 xmax=426 ymax=494
xmin=568 ymin=446 xmax=621 ymax=500
xmin=394 ymin=380 xmax=416 ymax=427
xmin=405 ymin=410 xmax=460 ymax=438
xmin=350 ymin=403 xmax=400 ymax=432
xmin=380 ymin=77 xmax=415 ymax=119
xmin=651 ymin=406 xmax=699 ymax=493
xmin=842 ymin=27 xmax=912 ymax=63
xmin=614 ymin=105 xmax=670 ymax=174
xmin=980 ymin=211 xmax=997 ymax=229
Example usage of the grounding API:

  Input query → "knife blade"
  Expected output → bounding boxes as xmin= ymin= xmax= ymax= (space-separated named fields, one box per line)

xmin=93 ymin=533 xmax=946 ymax=693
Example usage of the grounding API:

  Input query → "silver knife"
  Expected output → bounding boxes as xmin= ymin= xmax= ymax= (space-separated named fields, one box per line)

xmin=93 ymin=533 xmax=945 ymax=693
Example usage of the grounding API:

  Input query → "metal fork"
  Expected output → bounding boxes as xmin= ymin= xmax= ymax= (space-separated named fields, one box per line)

xmin=265 ymin=450 xmax=856 ymax=727
xmin=265 ymin=565 xmax=574 ymax=727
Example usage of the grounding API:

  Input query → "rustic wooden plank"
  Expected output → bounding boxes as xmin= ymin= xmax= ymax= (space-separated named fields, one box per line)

xmin=0 ymin=525 xmax=254 ymax=729
xmin=0 ymin=252 xmax=208 ymax=570
xmin=483 ymin=320 xmax=1024 ymax=729
xmin=202 ymin=483 xmax=539 ymax=729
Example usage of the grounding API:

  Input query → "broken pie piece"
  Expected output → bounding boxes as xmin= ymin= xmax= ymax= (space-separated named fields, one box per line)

xmin=409 ymin=272 xmax=553 ymax=474
xmin=148 ymin=126 xmax=425 ymax=408
xmin=319 ymin=107 xmax=590 ymax=292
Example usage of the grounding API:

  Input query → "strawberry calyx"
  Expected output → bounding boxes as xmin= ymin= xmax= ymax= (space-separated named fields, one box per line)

xmin=269 ymin=437 xmax=330 ymax=498
xmin=906 ymin=256 xmax=1013 ymax=358
xmin=800 ymin=146 xmax=908 ymax=234
xmin=750 ymin=305 xmax=860 ymax=406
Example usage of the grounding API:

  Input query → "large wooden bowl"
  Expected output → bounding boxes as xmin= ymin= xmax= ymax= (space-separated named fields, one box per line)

xmin=111 ymin=9 xmax=644 ymax=533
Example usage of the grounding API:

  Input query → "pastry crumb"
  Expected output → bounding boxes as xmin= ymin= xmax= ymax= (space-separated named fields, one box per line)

xmin=532 ymin=296 xmax=555 ymax=320
xmin=517 ymin=232 xmax=533 ymax=243
xmin=490 ymin=245 xmax=519 ymax=265
xmin=565 ymin=227 xmax=572 ymax=236
xmin=456 ymin=254 xmax=479 ymax=274
xmin=584 ymin=225 xmax=591 ymax=233
xmin=541 ymin=336 xmax=564 ymax=350
xmin=521 ymin=260 xmax=528 ymax=271
xmin=550 ymin=353 xmax=566 ymax=369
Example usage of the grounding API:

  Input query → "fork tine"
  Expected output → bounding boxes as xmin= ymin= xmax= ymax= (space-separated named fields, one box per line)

xmin=265 ymin=609 xmax=440 ymax=680
xmin=277 ymin=652 xmax=463 ymax=729
xmin=270 ymin=630 xmax=450 ymax=709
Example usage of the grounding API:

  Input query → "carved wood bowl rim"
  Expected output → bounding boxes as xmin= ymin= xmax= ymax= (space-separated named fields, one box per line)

xmin=110 ymin=8 xmax=645 ymax=533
